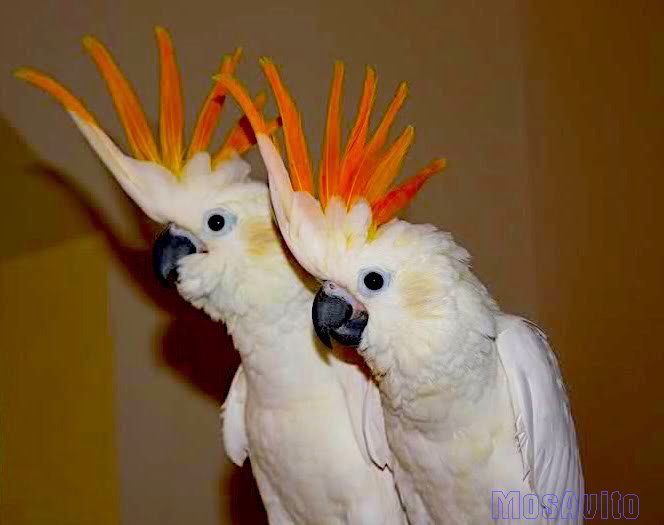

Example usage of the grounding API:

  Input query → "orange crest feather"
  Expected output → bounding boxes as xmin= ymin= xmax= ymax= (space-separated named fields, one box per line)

xmin=219 ymin=60 xmax=445 ymax=226
xmin=14 ymin=68 xmax=98 ymax=126
xmin=17 ymin=29 xmax=277 ymax=177
xmin=319 ymin=61 xmax=344 ymax=206
xmin=259 ymin=58 xmax=314 ymax=193
xmin=83 ymin=35 xmax=160 ymax=163
xmin=371 ymin=158 xmax=447 ymax=225
xmin=156 ymin=27 xmax=184 ymax=172
xmin=187 ymin=48 xmax=243 ymax=159
xmin=213 ymin=92 xmax=281 ymax=165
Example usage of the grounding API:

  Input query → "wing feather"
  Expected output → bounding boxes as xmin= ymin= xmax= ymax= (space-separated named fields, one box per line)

xmin=496 ymin=315 xmax=584 ymax=523
xmin=328 ymin=352 xmax=392 ymax=469
xmin=221 ymin=365 xmax=249 ymax=466
xmin=363 ymin=376 xmax=391 ymax=469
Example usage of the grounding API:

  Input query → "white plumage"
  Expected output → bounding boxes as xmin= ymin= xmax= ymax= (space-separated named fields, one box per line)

xmin=89 ymin=145 xmax=409 ymax=525
xmin=323 ymin=220 xmax=583 ymax=524
xmin=496 ymin=315 xmax=584 ymax=523
xmin=250 ymin=124 xmax=584 ymax=523
xmin=21 ymin=61 xmax=407 ymax=522
xmin=23 ymin=41 xmax=583 ymax=523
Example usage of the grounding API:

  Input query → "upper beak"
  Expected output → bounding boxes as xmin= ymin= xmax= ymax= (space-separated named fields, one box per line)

xmin=152 ymin=224 xmax=202 ymax=287
xmin=312 ymin=282 xmax=368 ymax=349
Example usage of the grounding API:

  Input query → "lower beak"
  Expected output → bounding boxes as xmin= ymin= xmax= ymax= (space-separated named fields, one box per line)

xmin=152 ymin=224 xmax=201 ymax=287
xmin=312 ymin=282 xmax=368 ymax=349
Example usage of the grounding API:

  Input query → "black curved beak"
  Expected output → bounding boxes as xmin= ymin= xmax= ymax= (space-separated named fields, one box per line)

xmin=152 ymin=224 xmax=200 ymax=287
xmin=312 ymin=283 xmax=368 ymax=349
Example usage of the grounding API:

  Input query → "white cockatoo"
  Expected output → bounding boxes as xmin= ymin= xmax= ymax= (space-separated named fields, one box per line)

xmin=17 ymin=29 xmax=406 ymax=524
xmin=219 ymin=60 xmax=584 ymax=524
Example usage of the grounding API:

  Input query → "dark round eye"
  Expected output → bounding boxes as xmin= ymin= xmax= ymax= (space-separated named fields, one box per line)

xmin=207 ymin=214 xmax=225 ymax=232
xmin=363 ymin=271 xmax=384 ymax=291
xmin=357 ymin=267 xmax=392 ymax=296
xmin=203 ymin=208 xmax=237 ymax=238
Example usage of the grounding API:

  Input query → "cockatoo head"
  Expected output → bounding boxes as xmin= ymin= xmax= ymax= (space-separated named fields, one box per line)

xmin=16 ymin=29 xmax=292 ymax=320
xmin=219 ymin=61 xmax=479 ymax=377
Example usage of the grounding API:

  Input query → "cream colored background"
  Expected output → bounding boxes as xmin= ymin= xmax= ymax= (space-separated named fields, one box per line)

xmin=0 ymin=1 xmax=661 ymax=523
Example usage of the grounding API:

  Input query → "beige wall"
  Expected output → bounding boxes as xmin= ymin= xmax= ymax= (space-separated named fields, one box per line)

xmin=0 ymin=235 xmax=119 ymax=525
xmin=0 ymin=0 xmax=661 ymax=523
xmin=522 ymin=3 xmax=664 ymax=522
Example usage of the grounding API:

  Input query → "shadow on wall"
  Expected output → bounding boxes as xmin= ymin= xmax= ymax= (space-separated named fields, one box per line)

xmin=33 ymin=163 xmax=268 ymax=524
xmin=1 ymin=114 xmax=267 ymax=524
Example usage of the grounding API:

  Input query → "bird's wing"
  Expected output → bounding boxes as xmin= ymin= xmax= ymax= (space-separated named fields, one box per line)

xmin=363 ymin=374 xmax=392 ymax=469
xmin=329 ymin=353 xmax=391 ymax=468
xmin=220 ymin=365 xmax=248 ymax=466
xmin=496 ymin=315 xmax=584 ymax=522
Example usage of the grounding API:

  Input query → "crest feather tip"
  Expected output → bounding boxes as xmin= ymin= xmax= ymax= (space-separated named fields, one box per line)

xmin=14 ymin=67 xmax=97 ymax=125
xmin=433 ymin=158 xmax=447 ymax=170
xmin=155 ymin=26 xmax=174 ymax=46
xmin=81 ymin=35 xmax=100 ymax=51
xmin=14 ymin=67 xmax=30 ymax=80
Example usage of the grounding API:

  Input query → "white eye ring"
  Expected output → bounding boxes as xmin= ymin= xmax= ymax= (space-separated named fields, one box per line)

xmin=202 ymin=208 xmax=237 ymax=238
xmin=357 ymin=267 xmax=392 ymax=297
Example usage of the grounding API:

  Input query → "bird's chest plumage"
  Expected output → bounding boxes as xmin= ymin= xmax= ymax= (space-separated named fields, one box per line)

xmin=384 ymin=386 xmax=528 ymax=524
xmin=243 ymin=388 xmax=387 ymax=523
xmin=246 ymin=394 xmax=354 ymax=474
xmin=221 ymin=304 xmax=405 ymax=524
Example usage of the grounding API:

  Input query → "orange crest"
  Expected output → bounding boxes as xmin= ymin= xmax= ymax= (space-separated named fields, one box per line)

xmin=219 ymin=59 xmax=446 ymax=226
xmin=16 ymin=28 xmax=279 ymax=175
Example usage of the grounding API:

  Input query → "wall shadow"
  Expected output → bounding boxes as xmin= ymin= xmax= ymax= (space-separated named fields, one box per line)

xmin=28 ymin=159 xmax=267 ymax=524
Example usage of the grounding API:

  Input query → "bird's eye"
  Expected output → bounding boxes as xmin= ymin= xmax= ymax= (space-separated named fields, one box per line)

xmin=364 ymin=272 xmax=384 ymax=290
xmin=207 ymin=214 xmax=225 ymax=232
xmin=202 ymin=208 xmax=237 ymax=237
xmin=357 ymin=267 xmax=392 ymax=297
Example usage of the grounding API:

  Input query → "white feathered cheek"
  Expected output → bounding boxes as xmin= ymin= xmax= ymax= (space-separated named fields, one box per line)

xmin=175 ymin=202 xmax=241 ymax=294
xmin=176 ymin=252 xmax=220 ymax=303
